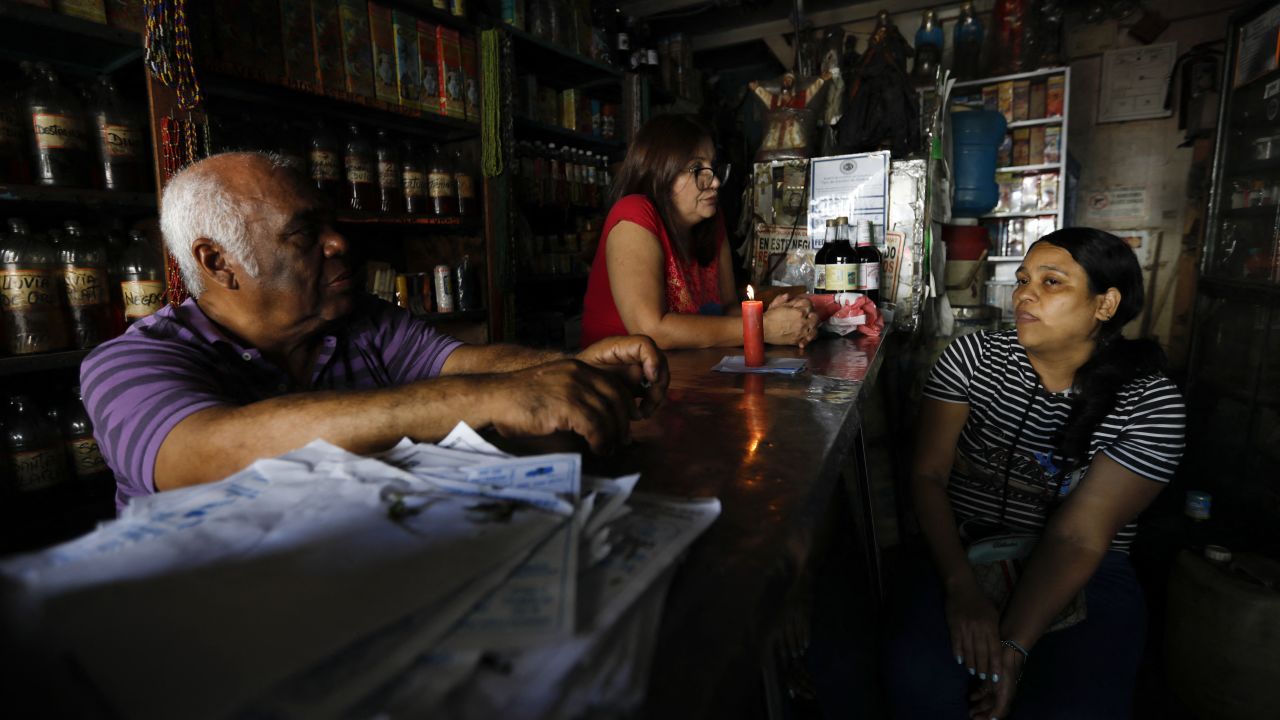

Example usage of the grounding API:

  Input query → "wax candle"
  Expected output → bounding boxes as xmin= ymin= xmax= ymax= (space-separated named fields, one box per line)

xmin=742 ymin=284 xmax=765 ymax=367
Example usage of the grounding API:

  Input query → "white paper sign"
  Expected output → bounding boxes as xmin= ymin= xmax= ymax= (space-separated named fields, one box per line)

xmin=807 ymin=151 xmax=890 ymax=245
xmin=1098 ymin=43 xmax=1177 ymax=123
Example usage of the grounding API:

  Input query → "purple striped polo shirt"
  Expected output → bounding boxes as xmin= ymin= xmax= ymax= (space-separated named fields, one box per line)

xmin=80 ymin=296 xmax=462 ymax=512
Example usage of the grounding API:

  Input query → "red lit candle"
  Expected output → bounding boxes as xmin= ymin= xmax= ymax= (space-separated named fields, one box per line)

xmin=742 ymin=284 xmax=765 ymax=367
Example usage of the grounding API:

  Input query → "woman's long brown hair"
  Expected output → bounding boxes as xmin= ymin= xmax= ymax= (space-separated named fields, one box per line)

xmin=610 ymin=114 xmax=719 ymax=266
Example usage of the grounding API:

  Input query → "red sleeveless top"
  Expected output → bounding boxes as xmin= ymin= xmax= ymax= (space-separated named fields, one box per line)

xmin=581 ymin=194 xmax=724 ymax=348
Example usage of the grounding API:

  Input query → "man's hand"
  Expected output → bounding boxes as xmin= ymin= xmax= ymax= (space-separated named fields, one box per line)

xmin=576 ymin=335 xmax=669 ymax=418
xmin=488 ymin=358 xmax=636 ymax=455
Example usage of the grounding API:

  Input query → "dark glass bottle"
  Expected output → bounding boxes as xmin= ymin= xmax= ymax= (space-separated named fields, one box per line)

xmin=23 ymin=62 xmax=91 ymax=188
xmin=401 ymin=140 xmax=428 ymax=215
xmin=57 ymin=221 xmax=112 ymax=349
xmin=854 ymin=219 xmax=882 ymax=303
xmin=3 ymin=394 xmax=70 ymax=495
xmin=61 ymin=385 xmax=112 ymax=491
xmin=0 ymin=64 xmax=30 ymax=184
xmin=117 ymin=230 xmax=165 ymax=326
xmin=454 ymin=149 xmax=478 ymax=217
xmin=611 ymin=7 xmax=631 ymax=71
xmin=344 ymin=123 xmax=377 ymax=212
xmin=953 ymin=1 xmax=985 ymax=81
xmin=308 ymin=120 xmax=343 ymax=204
xmin=86 ymin=75 xmax=146 ymax=192
xmin=375 ymin=129 xmax=402 ymax=214
xmin=813 ymin=218 xmax=835 ymax=293
xmin=912 ymin=10 xmax=943 ymax=86
xmin=427 ymin=144 xmax=458 ymax=217
xmin=0 ymin=218 xmax=68 ymax=354
xmin=823 ymin=217 xmax=857 ymax=293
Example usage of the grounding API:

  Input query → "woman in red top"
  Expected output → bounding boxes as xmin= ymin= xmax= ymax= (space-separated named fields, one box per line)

xmin=581 ymin=114 xmax=818 ymax=349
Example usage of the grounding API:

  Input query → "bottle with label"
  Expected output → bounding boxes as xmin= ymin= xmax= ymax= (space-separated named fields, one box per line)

xmin=24 ymin=62 xmax=90 ymax=188
xmin=0 ymin=218 xmax=68 ymax=355
xmin=86 ymin=75 xmax=145 ymax=192
xmin=2 ymin=394 xmax=70 ymax=496
xmin=428 ymin=144 xmax=458 ymax=217
xmin=454 ymin=148 xmax=478 ymax=216
xmin=401 ymin=139 xmax=427 ymax=215
xmin=117 ymin=230 xmax=165 ymax=326
xmin=854 ymin=219 xmax=882 ymax=303
xmin=823 ymin=217 xmax=858 ymax=293
xmin=309 ymin=120 xmax=343 ymax=204
xmin=375 ymin=129 xmax=402 ymax=214
xmin=813 ymin=218 xmax=836 ymax=293
xmin=61 ymin=385 xmax=112 ymax=492
xmin=344 ymin=123 xmax=377 ymax=212
xmin=57 ymin=221 xmax=112 ymax=349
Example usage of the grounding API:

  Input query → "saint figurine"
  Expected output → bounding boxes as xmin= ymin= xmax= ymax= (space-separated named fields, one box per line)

xmin=749 ymin=71 xmax=830 ymax=159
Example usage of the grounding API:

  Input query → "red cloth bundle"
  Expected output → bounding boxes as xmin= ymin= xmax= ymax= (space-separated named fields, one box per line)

xmin=808 ymin=293 xmax=885 ymax=337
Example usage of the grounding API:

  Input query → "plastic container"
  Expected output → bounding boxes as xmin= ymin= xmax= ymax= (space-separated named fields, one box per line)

xmin=953 ymin=305 xmax=1000 ymax=336
xmin=985 ymin=279 xmax=1017 ymax=319
xmin=951 ymin=109 xmax=1007 ymax=217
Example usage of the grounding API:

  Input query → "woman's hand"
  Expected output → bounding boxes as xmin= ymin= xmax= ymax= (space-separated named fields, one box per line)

xmin=944 ymin=579 xmax=1004 ymax=684
xmin=763 ymin=293 xmax=819 ymax=348
xmin=968 ymin=644 xmax=1025 ymax=719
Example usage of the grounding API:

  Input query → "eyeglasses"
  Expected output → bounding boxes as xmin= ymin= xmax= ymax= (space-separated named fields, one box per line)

xmin=688 ymin=163 xmax=731 ymax=191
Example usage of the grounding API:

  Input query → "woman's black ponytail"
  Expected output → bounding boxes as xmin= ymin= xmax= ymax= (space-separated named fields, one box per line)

xmin=1032 ymin=228 xmax=1169 ymax=466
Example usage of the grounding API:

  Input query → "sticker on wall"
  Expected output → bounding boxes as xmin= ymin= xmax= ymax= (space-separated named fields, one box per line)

xmin=1082 ymin=187 xmax=1150 ymax=226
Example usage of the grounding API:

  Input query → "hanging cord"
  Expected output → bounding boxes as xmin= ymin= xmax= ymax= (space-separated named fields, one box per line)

xmin=480 ymin=29 xmax=503 ymax=177
xmin=144 ymin=0 xmax=203 ymax=110
xmin=998 ymin=381 xmax=1039 ymax=527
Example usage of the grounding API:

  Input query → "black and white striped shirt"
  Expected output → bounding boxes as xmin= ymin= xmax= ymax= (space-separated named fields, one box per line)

xmin=923 ymin=330 xmax=1185 ymax=553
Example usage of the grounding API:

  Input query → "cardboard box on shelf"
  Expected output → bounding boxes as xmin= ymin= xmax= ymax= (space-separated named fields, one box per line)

xmin=560 ymin=89 xmax=577 ymax=130
xmin=1012 ymin=79 xmax=1030 ymax=122
xmin=368 ymin=2 xmax=398 ymax=104
xmin=392 ymin=10 xmax=421 ymax=109
xmin=998 ymin=133 xmax=1013 ymax=167
xmin=312 ymin=0 xmax=347 ymax=95
xmin=280 ymin=0 xmax=318 ymax=87
xmin=1029 ymin=127 xmax=1045 ymax=166
xmin=1011 ymin=128 xmax=1031 ymax=167
xmin=1043 ymin=126 xmax=1061 ymax=164
xmin=1029 ymin=80 xmax=1046 ymax=120
xmin=1046 ymin=74 xmax=1065 ymax=117
xmin=1038 ymin=173 xmax=1058 ymax=211
xmin=998 ymin=81 xmax=1014 ymax=123
xmin=1020 ymin=174 xmax=1040 ymax=213
xmin=248 ymin=0 xmax=285 ymax=80
xmin=338 ymin=0 xmax=376 ymax=98
xmin=983 ymin=85 xmax=999 ymax=114
xmin=436 ymin=26 xmax=465 ymax=118
xmin=416 ymin=19 xmax=441 ymax=115
xmin=461 ymin=36 xmax=479 ymax=122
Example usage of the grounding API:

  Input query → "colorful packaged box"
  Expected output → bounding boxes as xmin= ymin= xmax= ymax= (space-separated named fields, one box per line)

xmin=997 ymin=133 xmax=1013 ymax=168
xmin=461 ymin=36 xmax=479 ymax=122
xmin=1029 ymin=127 xmax=1045 ymax=166
xmin=56 ymin=0 xmax=107 ymax=23
xmin=104 ymin=0 xmax=144 ymax=32
xmin=417 ymin=20 xmax=441 ymax=115
xmin=1043 ymin=126 xmax=1061 ymax=164
xmin=280 ymin=0 xmax=318 ymax=87
xmin=338 ymin=0 xmax=376 ymax=98
xmin=368 ymin=2 xmax=398 ymax=104
xmin=1038 ymin=173 xmax=1058 ymax=211
xmin=1046 ymin=75 xmax=1065 ymax=117
xmin=560 ymin=88 xmax=577 ymax=130
xmin=997 ymin=81 xmax=1014 ymax=124
xmin=249 ymin=0 xmax=286 ymax=80
xmin=537 ymin=87 xmax=558 ymax=126
xmin=214 ymin=1 xmax=256 ymax=68
xmin=994 ymin=172 xmax=1015 ymax=213
xmin=501 ymin=0 xmax=524 ymax=30
xmin=312 ymin=0 xmax=347 ymax=94
xmin=1029 ymin=80 xmax=1046 ymax=120
xmin=1011 ymin=128 xmax=1031 ymax=167
xmin=982 ymin=84 xmax=999 ymax=114
xmin=436 ymin=26 xmax=465 ymax=118
xmin=1020 ymin=174 xmax=1040 ymax=213
xmin=392 ymin=10 xmax=420 ymax=109
xmin=1011 ymin=79 xmax=1030 ymax=122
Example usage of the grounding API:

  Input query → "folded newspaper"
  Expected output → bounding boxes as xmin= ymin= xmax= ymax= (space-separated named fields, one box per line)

xmin=0 ymin=423 xmax=720 ymax=720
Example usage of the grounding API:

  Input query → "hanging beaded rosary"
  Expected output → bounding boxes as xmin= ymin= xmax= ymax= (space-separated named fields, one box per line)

xmin=143 ymin=0 xmax=203 ymax=110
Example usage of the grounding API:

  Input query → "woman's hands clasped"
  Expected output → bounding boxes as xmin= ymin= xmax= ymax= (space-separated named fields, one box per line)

xmin=763 ymin=293 xmax=820 ymax=349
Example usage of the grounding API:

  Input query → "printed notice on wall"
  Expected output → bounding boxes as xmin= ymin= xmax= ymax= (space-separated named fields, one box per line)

xmin=1098 ymin=43 xmax=1177 ymax=123
xmin=1081 ymin=187 xmax=1149 ymax=226
xmin=1234 ymin=5 xmax=1280 ymax=88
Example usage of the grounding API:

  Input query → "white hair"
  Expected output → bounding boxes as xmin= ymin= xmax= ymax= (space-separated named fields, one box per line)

xmin=159 ymin=152 xmax=290 ymax=296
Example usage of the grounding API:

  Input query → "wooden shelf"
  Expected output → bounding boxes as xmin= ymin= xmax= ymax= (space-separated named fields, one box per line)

xmin=995 ymin=162 xmax=1061 ymax=174
xmin=514 ymin=117 xmax=626 ymax=151
xmin=0 ymin=183 xmax=156 ymax=209
xmin=337 ymin=213 xmax=481 ymax=231
xmin=504 ymin=26 xmax=624 ymax=89
xmin=0 ymin=349 xmax=91 ymax=378
xmin=202 ymin=65 xmax=480 ymax=141
xmin=0 ymin=0 xmax=143 ymax=73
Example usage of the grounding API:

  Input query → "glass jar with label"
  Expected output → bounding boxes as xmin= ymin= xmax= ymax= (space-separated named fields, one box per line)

xmin=309 ymin=120 xmax=343 ymax=204
xmin=0 ymin=218 xmax=69 ymax=355
xmin=116 ymin=230 xmax=165 ymax=326
xmin=401 ymin=139 xmax=427 ymax=215
xmin=61 ymin=385 xmax=112 ymax=491
xmin=3 ymin=394 xmax=70 ymax=496
xmin=57 ymin=221 xmax=113 ymax=349
xmin=23 ymin=62 xmax=90 ymax=188
xmin=428 ymin=144 xmax=458 ymax=217
xmin=454 ymin=148 xmax=478 ymax=216
xmin=344 ymin=123 xmax=377 ymax=212
xmin=375 ymin=129 xmax=403 ymax=214
xmin=86 ymin=75 xmax=145 ymax=192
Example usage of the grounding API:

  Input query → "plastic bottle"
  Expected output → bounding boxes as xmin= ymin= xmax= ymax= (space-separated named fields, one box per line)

xmin=951 ymin=109 xmax=1008 ymax=216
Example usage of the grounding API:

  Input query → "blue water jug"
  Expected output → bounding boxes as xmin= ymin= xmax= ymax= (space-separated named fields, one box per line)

xmin=951 ymin=110 xmax=1007 ymax=217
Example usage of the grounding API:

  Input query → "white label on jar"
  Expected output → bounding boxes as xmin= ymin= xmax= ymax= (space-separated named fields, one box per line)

xmin=101 ymin=122 xmax=139 ymax=158
xmin=60 ymin=267 xmax=108 ymax=307
xmin=428 ymin=171 xmax=453 ymax=198
xmin=858 ymin=262 xmax=880 ymax=291
xmin=311 ymin=150 xmax=340 ymax=181
xmin=345 ymin=157 xmax=373 ymax=184
xmin=67 ymin=437 xmax=108 ymax=476
xmin=378 ymin=160 xmax=400 ymax=188
xmin=13 ymin=447 xmax=66 ymax=492
xmin=825 ymin=263 xmax=855 ymax=291
xmin=33 ymin=113 xmax=86 ymax=150
xmin=403 ymin=169 xmax=426 ymax=196
xmin=122 ymin=279 xmax=165 ymax=319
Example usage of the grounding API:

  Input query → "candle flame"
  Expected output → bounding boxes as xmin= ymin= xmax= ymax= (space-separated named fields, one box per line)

xmin=746 ymin=284 xmax=755 ymax=300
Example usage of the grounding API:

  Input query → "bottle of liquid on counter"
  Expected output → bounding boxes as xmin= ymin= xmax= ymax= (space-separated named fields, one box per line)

xmin=813 ymin=218 xmax=836 ymax=293
xmin=86 ymin=75 xmax=145 ymax=192
xmin=375 ymin=129 xmax=402 ymax=214
xmin=3 ymin=394 xmax=70 ymax=496
xmin=854 ymin=219 xmax=882 ymax=303
xmin=57 ymin=220 xmax=112 ymax=349
xmin=309 ymin=120 xmax=343 ymax=205
xmin=824 ymin=217 xmax=857 ymax=293
xmin=23 ymin=62 xmax=90 ymax=188
xmin=344 ymin=123 xmax=377 ymax=212
xmin=0 ymin=218 xmax=68 ymax=355
xmin=117 ymin=229 xmax=165 ymax=326
xmin=428 ymin=144 xmax=458 ymax=217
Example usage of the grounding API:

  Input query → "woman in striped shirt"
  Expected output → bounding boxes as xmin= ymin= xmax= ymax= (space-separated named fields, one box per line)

xmin=885 ymin=228 xmax=1185 ymax=719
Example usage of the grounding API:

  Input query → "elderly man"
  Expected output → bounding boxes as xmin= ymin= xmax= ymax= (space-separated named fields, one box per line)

xmin=81 ymin=153 xmax=667 ymax=511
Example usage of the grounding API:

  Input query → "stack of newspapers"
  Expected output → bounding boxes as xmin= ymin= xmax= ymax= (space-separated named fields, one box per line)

xmin=0 ymin=423 xmax=720 ymax=720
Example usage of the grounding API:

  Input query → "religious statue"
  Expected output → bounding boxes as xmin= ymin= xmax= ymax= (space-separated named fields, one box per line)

xmin=748 ymin=71 xmax=830 ymax=160
xmin=818 ymin=29 xmax=846 ymax=156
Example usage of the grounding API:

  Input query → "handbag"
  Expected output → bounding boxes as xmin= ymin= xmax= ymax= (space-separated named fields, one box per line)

xmin=965 ymin=530 xmax=1087 ymax=633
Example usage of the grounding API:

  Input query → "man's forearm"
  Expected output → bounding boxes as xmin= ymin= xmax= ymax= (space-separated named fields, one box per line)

xmin=442 ymin=343 xmax=566 ymax=374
